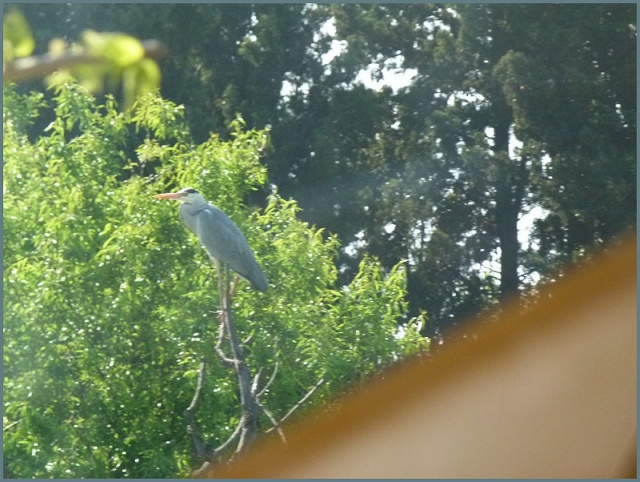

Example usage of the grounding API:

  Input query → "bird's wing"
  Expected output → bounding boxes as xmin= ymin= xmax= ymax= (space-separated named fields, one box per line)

xmin=192 ymin=204 xmax=263 ymax=283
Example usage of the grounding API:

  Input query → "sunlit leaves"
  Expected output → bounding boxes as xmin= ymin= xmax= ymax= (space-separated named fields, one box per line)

xmin=0 ymin=17 xmax=165 ymax=110
xmin=122 ymin=58 xmax=162 ymax=110
xmin=4 ymin=85 xmax=428 ymax=478
xmin=45 ymin=29 xmax=153 ymax=107
xmin=131 ymin=91 xmax=188 ymax=141
xmin=83 ymin=30 xmax=145 ymax=68
xmin=3 ymin=9 xmax=35 ymax=61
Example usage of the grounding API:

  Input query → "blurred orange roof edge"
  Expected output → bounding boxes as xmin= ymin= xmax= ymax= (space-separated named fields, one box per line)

xmin=206 ymin=230 xmax=636 ymax=479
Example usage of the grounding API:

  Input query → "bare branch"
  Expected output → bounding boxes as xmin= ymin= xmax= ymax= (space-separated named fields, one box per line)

xmin=267 ymin=378 xmax=325 ymax=431
xmin=257 ymin=401 xmax=286 ymax=443
xmin=3 ymin=420 xmax=19 ymax=432
xmin=191 ymin=461 xmax=213 ymax=479
xmin=218 ymin=264 xmax=259 ymax=454
xmin=257 ymin=361 xmax=279 ymax=399
xmin=184 ymin=358 xmax=213 ymax=460
xmin=242 ymin=332 xmax=254 ymax=346
xmin=213 ymin=417 xmax=243 ymax=457
xmin=251 ymin=367 xmax=264 ymax=395
xmin=214 ymin=315 xmax=235 ymax=367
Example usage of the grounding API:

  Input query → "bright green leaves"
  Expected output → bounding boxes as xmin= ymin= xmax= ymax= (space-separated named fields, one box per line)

xmin=3 ymin=85 xmax=428 ymax=478
xmin=3 ymin=8 xmax=161 ymax=110
xmin=78 ymin=30 xmax=161 ymax=108
xmin=45 ymin=31 xmax=161 ymax=109
xmin=132 ymin=91 xmax=188 ymax=141
xmin=3 ymin=9 xmax=34 ymax=61
xmin=83 ymin=30 xmax=145 ymax=68
xmin=4 ymin=85 xmax=149 ymax=477
xmin=239 ymin=194 xmax=429 ymax=399
xmin=123 ymin=58 xmax=162 ymax=111
xmin=131 ymin=99 xmax=269 ymax=215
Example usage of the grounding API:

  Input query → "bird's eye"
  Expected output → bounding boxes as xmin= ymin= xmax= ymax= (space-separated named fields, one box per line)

xmin=184 ymin=188 xmax=198 ymax=194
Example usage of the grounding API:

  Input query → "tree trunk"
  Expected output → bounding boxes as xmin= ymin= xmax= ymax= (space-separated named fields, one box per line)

xmin=495 ymin=180 xmax=520 ymax=301
xmin=493 ymin=111 xmax=523 ymax=302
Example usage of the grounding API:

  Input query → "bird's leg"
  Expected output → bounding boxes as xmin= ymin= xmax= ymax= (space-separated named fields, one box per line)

xmin=223 ymin=264 xmax=231 ymax=302
xmin=220 ymin=264 xmax=233 ymax=329
xmin=215 ymin=259 xmax=225 ymax=327
xmin=229 ymin=275 xmax=240 ymax=299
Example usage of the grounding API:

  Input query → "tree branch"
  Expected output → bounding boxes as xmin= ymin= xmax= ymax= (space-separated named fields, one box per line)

xmin=257 ymin=361 xmax=279 ymax=399
xmin=214 ymin=314 xmax=235 ymax=367
xmin=252 ymin=367 xmax=264 ymax=395
xmin=3 ymin=39 xmax=166 ymax=83
xmin=212 ymin=418 xmax=243 ymax=457
xmin=184 ymin=357 xmax=213 ymax=460
xmin=266 ymin=377 xmax=325 ymax=434
xmin=257 ymin=401 xmax=287 ymax=443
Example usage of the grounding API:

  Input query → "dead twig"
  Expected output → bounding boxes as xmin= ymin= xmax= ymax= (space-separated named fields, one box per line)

xmin=214 ymin=314 xmax=235 ymax=367
xmin=266 ymin=377 xmax=325 ymax=434
xmin=212 ymin=418 xmax=243 ymax=457
xmin=257 ymin=401 xmax=287 ymax=443
xmin=257 ymin=361 xmax=279 ymax=399
xmin=252 ymin=367 xmax=264 ymax=394
xmin=184 ymin=358 xmax=213 ymax=460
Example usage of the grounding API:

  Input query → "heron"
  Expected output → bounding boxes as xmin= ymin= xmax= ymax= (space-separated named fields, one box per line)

xmin=154 ymin=187 xmax=268 ymax=293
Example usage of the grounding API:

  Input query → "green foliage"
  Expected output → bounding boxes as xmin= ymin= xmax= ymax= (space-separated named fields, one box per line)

xmin=45 ymin=30 xmax=161 ymax=109
xmin=3 ymin=7 xmax=160 ymax=109
xmin=3 ymin=84 xmax=428 ymax=478
xmin=3 ymin=8 xmax=35 ymax=61
xmin=327 ymin=3 xmax=635 ymax=336
xmin=2 ymin=8 xmax=35 ymax=62
xmin=490 ymin=5 xmax=636 ymax=267
xmin=10 ymin=3 xmax=635 ymax=341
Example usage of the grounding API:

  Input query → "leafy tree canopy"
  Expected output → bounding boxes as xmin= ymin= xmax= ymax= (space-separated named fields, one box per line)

xmin=3 ymin=84 xmax=428 ymax=478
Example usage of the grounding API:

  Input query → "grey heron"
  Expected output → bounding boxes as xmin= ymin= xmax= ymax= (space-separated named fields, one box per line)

xmin=154 ymin=187 xmax=268 ymax=292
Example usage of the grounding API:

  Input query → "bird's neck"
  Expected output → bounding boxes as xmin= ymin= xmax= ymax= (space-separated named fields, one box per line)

xmin=180 ymin=201 xmax=206 ymax=216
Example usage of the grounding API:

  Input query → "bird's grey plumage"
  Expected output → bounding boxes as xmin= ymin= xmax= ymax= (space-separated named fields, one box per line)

xmin=157 ymin=187 xmax=268 ymax=292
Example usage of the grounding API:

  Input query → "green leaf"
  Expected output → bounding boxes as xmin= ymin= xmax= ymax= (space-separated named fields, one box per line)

xmin=122 ymin=58 xmax=161 ymax=110
xmin=3 ymin=9 xmax=35 ymax=61
xmin=4 ymin=85 xmax=429 ymax=478
xmin=82 ymin=30 xmax=145 ymax=68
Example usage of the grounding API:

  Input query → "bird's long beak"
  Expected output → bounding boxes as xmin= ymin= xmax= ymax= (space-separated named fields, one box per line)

xmin=153 ymin=192 xmax=184 ymax=200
